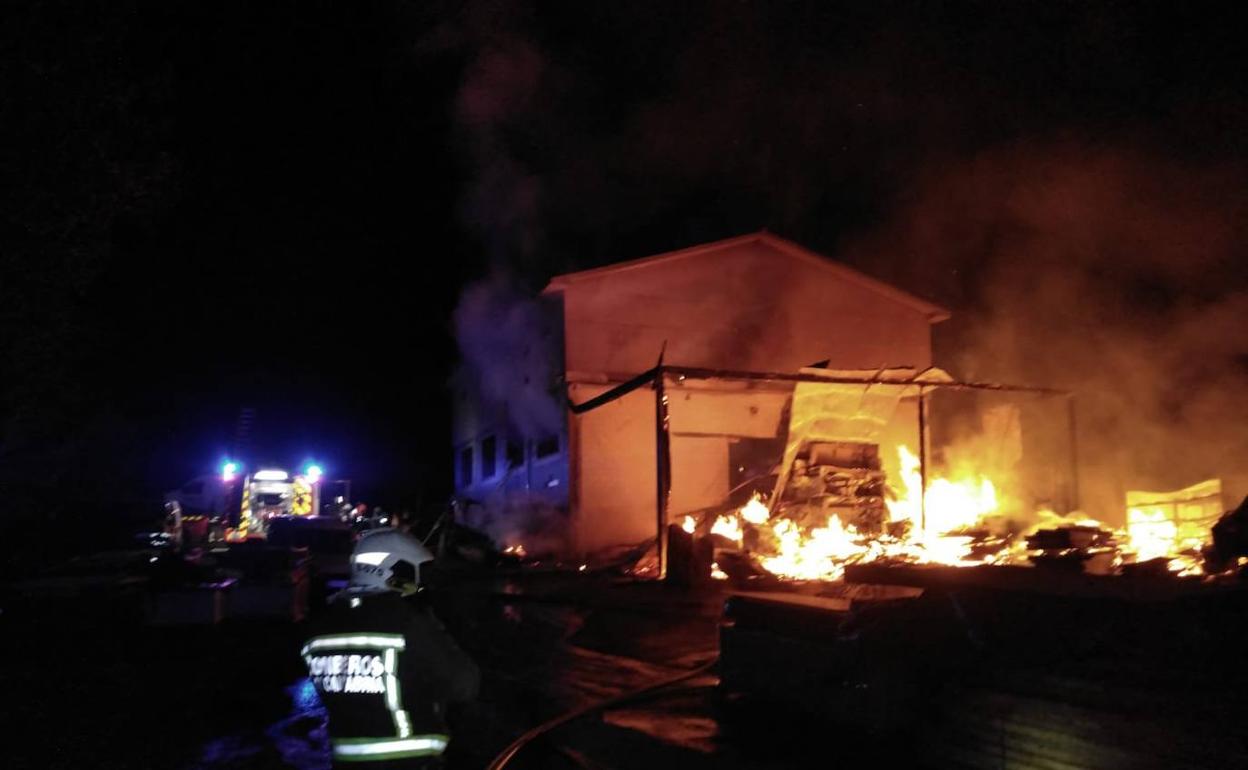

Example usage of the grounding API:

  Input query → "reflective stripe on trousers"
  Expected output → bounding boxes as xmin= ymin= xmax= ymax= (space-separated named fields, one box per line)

xmin=331 ymin=735 xmax=449 ymax=762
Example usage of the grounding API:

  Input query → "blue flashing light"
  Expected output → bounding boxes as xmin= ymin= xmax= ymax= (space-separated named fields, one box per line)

xmin=305 ymin=463 xmax=324 ymax=483
xmin=221 ymin=461 xmax=240 ymax=482
xmin=294 ymin=677 xmax=323 ymax=713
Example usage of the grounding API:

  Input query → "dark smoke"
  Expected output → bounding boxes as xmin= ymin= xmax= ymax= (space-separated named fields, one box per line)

xmin=452 ymin=274 xmax=562 ymax=440
xmin=441 ymin=1 xmax=575 ymax=548
xmin=448 ymin=0 xmax=562 ymax=441
xmin=448 ymin=0 xmax=547 ymax=270
xmin=439 ymin=3 xmax=1248 ymax=532
xmin=846 ymin=144 xmax=1248 ymax=522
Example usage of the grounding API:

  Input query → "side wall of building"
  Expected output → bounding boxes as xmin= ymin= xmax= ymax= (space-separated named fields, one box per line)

xmin=560 ymin=241 xmax=936 ymax=555
xmin=560 ymin=241 xmax=932 ymax=377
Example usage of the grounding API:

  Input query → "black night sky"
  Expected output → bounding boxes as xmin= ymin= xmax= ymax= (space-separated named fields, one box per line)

xmin=3 ymin=1 xmax=1247 ymax=531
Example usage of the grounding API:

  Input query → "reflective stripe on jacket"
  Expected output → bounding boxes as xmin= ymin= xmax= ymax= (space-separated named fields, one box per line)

xmin=302 ymin=592 xmax=480 ymax=765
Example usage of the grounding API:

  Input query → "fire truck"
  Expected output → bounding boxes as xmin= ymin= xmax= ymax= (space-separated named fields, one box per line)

xmin=232 ymin=465 xmax=324 ymax=538
xmin=167 ymin=461 xmax=329 ymax=542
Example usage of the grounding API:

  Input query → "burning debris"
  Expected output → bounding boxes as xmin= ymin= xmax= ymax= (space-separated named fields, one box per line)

xmin=1208 ymin=496 xmax=1248 ymax=572
xmin=651 ymin=366 xmax=1246 ymax=589
xmin=684 ymin=449 xmax=1238 ymax=587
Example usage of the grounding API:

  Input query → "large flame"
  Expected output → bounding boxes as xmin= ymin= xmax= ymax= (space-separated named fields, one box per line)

xmin=1126 ymin=507 xmax=1179 ymax=562
xmin=698 ymin=444 xmax=1216 ymax=583
xmin=759 ymin=516 xmax=861 ymax=581
xmin=711 ymin=513 xmax=744 ymax=543
xmin=885 ymin=445 xmax=997 ymax=535
xmin=1125 ymin=506 xmax=1207 ymax=575
xmin=740 ymin=497 xmax=770 ymax=525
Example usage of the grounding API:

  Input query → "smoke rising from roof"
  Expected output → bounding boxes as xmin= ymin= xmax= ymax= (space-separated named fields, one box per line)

xmin=448 ymin=0 xmax=547 ymax=271
xmin=846 ymin=144 xmax=1248 ymax=521
xmin=452 ymin=274 xmax=562 ymax=441
xmin=442 ymin=3 xmax=1248 ymax=528
xmin=446 ymin=1 xmax=564 ymax=469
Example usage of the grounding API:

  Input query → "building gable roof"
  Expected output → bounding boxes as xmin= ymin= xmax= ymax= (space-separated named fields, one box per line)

xmin=542 ymin=232 xmax=950 ymax=322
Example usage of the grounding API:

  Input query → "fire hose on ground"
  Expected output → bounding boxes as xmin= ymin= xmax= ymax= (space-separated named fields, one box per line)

xmin=485 ymin=655 xmax=720 ymax=770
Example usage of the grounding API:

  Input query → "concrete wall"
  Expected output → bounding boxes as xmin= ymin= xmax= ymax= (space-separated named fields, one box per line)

xmin=568 ymin=378 xmax=787 ymax=554
xmin=559 ymin=239 xmax=938 ymax=554
xmin=560 ymin=239 xmax=933 ymax=378
xmin=566 ymin=381 xmax=656 ymax=554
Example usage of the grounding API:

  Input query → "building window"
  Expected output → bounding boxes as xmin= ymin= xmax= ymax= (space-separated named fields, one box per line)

xmin=481 ymin=435 xmax=497 ymax=479
xmin=459 ymin=445 xmax=473 ymax=486
xmin=506 ymin=440 xmax=524 ymax=469
xmin=535 ymin=434 xmax=560 ymax=459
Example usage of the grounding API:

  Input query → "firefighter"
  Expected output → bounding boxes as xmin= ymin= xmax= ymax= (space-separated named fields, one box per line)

xmin=302 ymin=529 xmax=480 ymax=768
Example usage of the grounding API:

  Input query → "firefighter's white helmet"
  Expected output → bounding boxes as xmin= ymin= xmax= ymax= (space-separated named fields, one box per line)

xmin=349 ymin=529 xmax=435 ymax=593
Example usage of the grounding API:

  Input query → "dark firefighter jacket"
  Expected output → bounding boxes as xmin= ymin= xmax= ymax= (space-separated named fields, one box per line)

xmin=302 ymin=591 xmax=480 ymax=766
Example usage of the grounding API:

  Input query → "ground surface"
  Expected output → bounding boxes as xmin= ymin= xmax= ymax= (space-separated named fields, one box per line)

xmin=1 ymin=571 xmax=784 ymax=770
xmin=8 ymin=565 xmax=1248 ymax=769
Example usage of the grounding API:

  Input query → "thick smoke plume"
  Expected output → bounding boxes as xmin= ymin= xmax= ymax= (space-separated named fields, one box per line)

xmin=450 ymin=0 xmax=546 ymax=271
xmin=847 ymin=144 xmax=1248 ymax=523
xmin=439 ymin=4 xmax=1248 ymax=538
xmin=452 ymin=274 xmax=562 ymax=440
xmin=451 ymin=276 xmax=565 ymax=553
xmin=443 ymin=3 xmax=572 ymax=549
xmin=448 ymin=1 xmax=562 ymax=441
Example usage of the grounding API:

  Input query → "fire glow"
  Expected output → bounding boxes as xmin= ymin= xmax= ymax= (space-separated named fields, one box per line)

xmin=701 ymin=445 xmax=1214 ymax=582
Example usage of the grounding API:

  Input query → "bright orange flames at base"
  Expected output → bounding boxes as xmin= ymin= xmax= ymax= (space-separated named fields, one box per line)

xmin=698 ymin=445 xmax=1216 ymax=583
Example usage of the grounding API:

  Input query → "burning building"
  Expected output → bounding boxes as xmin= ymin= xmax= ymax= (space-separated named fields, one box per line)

xmin=453 ymin=230 xmax=1227 ymax=584
xmin=453 ymin=232 xmax=956 ymax=556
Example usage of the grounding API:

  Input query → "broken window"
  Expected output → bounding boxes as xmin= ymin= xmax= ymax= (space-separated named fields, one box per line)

xmin=481 ymin=435 xmax=497 ymax=479
xmin=506 ymin=439 xmax=524 ymax=469
xmin=458 ymin=445 xmax=473 ymax=486
xmin=535 ymin=434 xmax=560 ymax=459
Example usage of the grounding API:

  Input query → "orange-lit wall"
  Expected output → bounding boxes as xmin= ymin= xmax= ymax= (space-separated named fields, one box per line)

xmin=556 ymin=238 xmax=938 ymax=555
